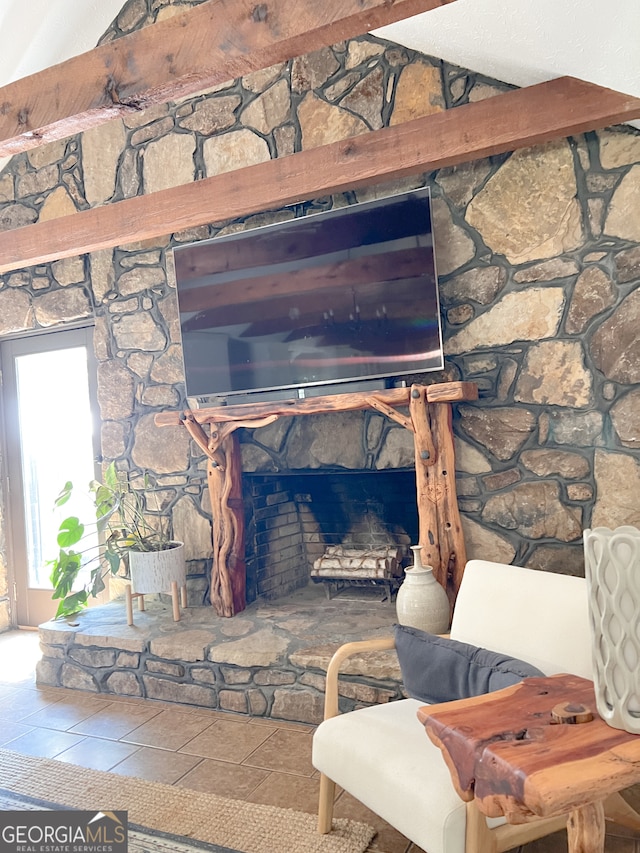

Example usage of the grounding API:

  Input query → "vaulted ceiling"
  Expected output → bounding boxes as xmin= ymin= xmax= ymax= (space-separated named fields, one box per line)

xmin=0 ymin=0 xmax=637 ymax=274
xmin=2 ymin=0 xmax=638 ymax=119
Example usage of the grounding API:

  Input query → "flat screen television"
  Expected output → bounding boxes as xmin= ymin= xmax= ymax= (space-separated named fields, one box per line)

xmin=172 ymin=187 xmax=444 ymax=402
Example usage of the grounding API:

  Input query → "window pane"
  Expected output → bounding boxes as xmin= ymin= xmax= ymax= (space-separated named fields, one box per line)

xmin=15 ymin=346 xmax=98 ymax=589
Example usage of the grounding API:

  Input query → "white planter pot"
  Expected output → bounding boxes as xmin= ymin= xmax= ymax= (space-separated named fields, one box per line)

xmin=583 ymin=526 xmax=640 ymax=733
xmin=396 ymin=545 xmax=450 ymax=634
xmin=129 ymin=541 xmax=186 ymax=596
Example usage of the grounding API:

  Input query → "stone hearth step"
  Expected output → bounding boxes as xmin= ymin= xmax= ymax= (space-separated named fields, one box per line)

xmin=37 ymin=584 xmax=404 ymax=725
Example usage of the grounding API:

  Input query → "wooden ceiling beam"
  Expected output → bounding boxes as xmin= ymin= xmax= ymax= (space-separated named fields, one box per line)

xmin=0 ymin=0 xmax=456 ymax=158
xmin=0 ymin=76 xmax=638 ymax=274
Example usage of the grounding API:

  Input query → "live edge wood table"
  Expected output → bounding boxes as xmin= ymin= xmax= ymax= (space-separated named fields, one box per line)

xmin=418 ymin=674 xmax=640 ymax=853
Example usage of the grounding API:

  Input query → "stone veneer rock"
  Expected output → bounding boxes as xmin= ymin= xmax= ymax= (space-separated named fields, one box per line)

xmin=0 ymin=0 xmax=638 ymax=628
xmin=36 ymin=597 xmax=403 ymax=724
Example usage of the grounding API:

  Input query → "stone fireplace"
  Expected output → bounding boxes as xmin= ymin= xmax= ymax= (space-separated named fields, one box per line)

xmin=0 ymin=4 xmax=639 ymax=632
xmin=162 ymin=379 xmax=472 ymax=616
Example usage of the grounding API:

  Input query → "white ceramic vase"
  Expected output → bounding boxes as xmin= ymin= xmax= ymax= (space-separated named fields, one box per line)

xmin=395 ymin=545 xmax=450 ymax=634
xmin=129 ymin=541 xmax=186 ymax=595
xmin=583 ymin=525 xmax=640 ymax=733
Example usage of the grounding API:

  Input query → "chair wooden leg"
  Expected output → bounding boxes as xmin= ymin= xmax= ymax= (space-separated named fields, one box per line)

xmin=317 ymin=773 xmax=336 ymax=834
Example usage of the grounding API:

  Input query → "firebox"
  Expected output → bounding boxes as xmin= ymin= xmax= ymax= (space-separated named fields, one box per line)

xmin=243 ymin=470 xmax=418 ymax=603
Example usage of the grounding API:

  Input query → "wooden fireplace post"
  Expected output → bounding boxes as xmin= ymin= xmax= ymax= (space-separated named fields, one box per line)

xmin=409 ymin=384 xmax=466 ymax=606
xmin=156 ymin=380 xmax=477 ymax=617
xmin=207 ymin=430 xmax=245 ymax=617
xmin=367 ymin=383 xmax=470 ymax=606
xmin=179 ymin=410 xmax=277 ymax=616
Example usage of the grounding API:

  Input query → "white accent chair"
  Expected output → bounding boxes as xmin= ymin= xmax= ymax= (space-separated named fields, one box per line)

xmin=312 ymin=559 xmax=640 ymax=853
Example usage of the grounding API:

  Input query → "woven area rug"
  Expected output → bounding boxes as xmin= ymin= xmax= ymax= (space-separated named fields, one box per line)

xmin=0 ymin=749 xmax=375 ymax=853
xmin=0 ymin=789 xmax=238 ymax=853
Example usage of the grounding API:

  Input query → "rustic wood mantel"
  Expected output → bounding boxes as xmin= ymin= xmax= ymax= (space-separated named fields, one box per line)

xmin=156 ymin=380 xmax=477 ymax=616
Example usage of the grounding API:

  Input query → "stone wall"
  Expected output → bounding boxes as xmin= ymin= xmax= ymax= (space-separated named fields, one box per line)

xmin=0 ymin=0 xmax=639 ymax=623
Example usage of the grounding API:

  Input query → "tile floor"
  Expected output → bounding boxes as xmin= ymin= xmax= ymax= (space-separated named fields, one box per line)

xmin=0 ymin=629 xmax=421 ymax=853
xmin=0 ymin=630 xmax=638 ymax=853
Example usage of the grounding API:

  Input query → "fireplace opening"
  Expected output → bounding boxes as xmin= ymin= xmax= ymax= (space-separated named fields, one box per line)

xmin=243 ymin=470 xmax=418 ymax=603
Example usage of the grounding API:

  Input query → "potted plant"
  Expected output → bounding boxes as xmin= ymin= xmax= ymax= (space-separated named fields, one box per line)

xmin=48 ymin=462 xmax=185 ymax=620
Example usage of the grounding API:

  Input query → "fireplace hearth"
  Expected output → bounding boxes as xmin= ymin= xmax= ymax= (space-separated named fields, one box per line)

xmin=36 ymin=583 xmax=404 ymax=724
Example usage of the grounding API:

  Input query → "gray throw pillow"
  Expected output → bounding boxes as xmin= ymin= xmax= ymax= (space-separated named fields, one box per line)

xmin=394 ymin=623 xmax=544 ymax=704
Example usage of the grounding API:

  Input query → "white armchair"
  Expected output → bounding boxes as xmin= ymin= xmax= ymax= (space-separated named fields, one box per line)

xmin=312 ymin=559 xmax=640 ymax=853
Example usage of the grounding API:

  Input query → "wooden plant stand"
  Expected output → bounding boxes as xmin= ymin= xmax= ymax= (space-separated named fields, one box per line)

xmin=125 ymin=580 xmax=187 ymax=625
xmin=155 ymin=380 xmax=478 ymax=617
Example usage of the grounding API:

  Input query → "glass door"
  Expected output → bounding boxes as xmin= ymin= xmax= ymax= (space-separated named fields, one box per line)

xmin=2 ymin=327 xmax=101 ymax=627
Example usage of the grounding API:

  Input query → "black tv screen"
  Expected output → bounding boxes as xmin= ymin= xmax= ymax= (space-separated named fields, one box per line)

xmin=173 ymin=188 xmax=444 ymax=400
